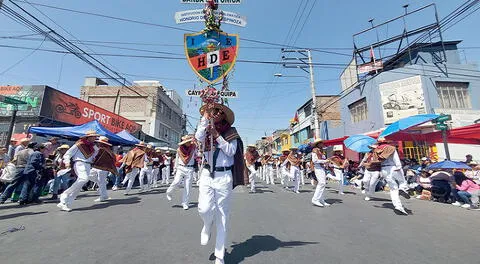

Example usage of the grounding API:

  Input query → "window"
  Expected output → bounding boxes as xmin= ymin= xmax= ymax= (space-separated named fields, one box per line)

xmin=436 ymin=82 xmax=471 ymax=109
xmin=349 ymin=98 xmax=368 ymax=123
xmin=304 ymin=104 xmax=312 ymax=117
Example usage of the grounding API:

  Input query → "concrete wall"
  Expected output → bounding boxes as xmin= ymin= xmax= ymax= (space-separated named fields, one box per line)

xmin=81 ymin=84 xmax=185 ymax=147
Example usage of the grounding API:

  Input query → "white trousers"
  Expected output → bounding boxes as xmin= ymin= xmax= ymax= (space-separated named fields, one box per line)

xmin=382 ymin=166 xmax=408 ymax=209
xmin=312 ymin=168 xmax=326 ymax=203
xmin=89 ymin=168 xmax=109 ymax=199
xmin=300 ymin=170 xmax=305 ymax=185
xmin=198 ymin=168 xmax=232 ymax=260
xmin=60 ymin=162 xmax=91 ymax=206
xmin=363 ymin=170 xmax=380 ymax=198
xmin=281 ymin=167 xmax=289 ymax=187
xmin=167 ymin=166 xmax=194 ymax=205
xmin=151 ymin=168 xmax=160 ymax=186
xmin=327 ymin=168 xmax=344 ymax=193
xmin=123 ymin=168 xmax=140 ymax=194
xmin=162 ymin=166 xmax=170 ymax=184
xmin=247 ymin=165 xmax=256 ymax=192
xmin=265 ymin=166 xmax=275 ymax=185
xmin=139 ymin=166 xmax=153 ymax=191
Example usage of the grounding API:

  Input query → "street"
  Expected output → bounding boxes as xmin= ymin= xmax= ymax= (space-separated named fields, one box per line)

xmin=0 ymin=180 xmax=478 ymax=264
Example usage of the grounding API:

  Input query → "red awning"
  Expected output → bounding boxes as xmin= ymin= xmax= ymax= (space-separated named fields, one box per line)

xmin=422 ymin=123 xmax=480 ymax=145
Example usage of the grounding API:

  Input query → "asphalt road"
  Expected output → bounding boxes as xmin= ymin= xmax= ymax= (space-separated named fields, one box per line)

xmin=0 ymin=180 xmax=479 ymax=264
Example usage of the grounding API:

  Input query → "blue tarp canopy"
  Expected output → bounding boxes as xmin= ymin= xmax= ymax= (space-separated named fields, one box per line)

xmin=116 ymin=130 xmax=140 ymax=144
xmin=29 ymin=120 xmax=137 ymax=146
xmin=427 ymin=160 xmax=472 ymax=170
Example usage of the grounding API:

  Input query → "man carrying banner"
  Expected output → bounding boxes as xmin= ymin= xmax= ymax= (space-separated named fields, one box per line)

xmin=195 ymin=102 xmax=247 ymax=264
xmin=166 ymin=135 xmax=197 ymax=210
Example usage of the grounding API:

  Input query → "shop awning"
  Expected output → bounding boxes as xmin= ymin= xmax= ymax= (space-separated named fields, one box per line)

xmin=29 ymin=120 xmax=138 ymax=146
xmin=423 ymin=123 xmax=480 ymax=145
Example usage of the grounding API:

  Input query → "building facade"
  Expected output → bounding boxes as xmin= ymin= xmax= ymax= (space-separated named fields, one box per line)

xmin=290 ymin=95 xmax=341 ymax=148
xmin=81 ymin=78 xmax=187 ymax=147
xmin=333 ymin=41 xmax=480 ymax=160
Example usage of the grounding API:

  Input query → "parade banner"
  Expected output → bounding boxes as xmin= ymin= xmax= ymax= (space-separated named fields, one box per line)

xmin=379 ymin=75 xmax=426 ymax=125
xmin=180 ymin=0 xmax=241 ymax=4
xmin=184 ymin=30 xmax=239 ymax=84
xmin=40 ymin=87 xmax=141 ymax=133
xmin=185 ymin=89 xmax=238 ymax=98
xmin=175 ymin=9 xmax=247 ymax=27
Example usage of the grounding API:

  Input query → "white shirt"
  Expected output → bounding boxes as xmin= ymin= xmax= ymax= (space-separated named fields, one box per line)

xmin=63 ymin=144 xmax=99 ymax=166
xmin=195 ymin=117 xmax=237 ymax=168
xmin=164 ymin=156 xmax=171 ymax=166
xmin=312 ymin=152 xmax=328 ymax=169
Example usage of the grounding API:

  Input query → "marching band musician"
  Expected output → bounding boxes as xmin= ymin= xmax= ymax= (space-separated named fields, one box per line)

xmin=328 ymin=145 xmax=349 ymax=195
xmin=311 ymin=139 xmax=331 ymax=207
xmin=244 ymin=144 xmax=260 ymax=193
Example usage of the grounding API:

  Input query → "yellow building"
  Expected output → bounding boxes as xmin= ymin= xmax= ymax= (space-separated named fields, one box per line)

xmin=280 ymin=132 xmax=291 ymax=151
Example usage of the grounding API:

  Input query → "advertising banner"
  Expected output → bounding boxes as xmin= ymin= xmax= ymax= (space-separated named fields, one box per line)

xmin=379 ymin=76 xmax=426 ymax=125
xmin=0 ymin=85 xmax=45 ymax=117
xmin=40 ymin=87 xmax=141 ymax=133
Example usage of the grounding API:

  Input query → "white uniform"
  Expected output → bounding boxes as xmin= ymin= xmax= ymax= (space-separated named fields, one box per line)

xmin=123 ymin=153 xmax=149 ymax=195
xmin=311 ymin=152 xmax=329 ymax=205
xmin=139 ymin=160 xmax=153 ymax=192
xmin=89 ymin=168 xmax=109 ymax=200
xmin=381 ymin=150 xmax=408 ymax=211
xmin=283 ymin=158 xmax=300 ymax=193
xmin=151 ymin=157 xmax=160 ymax=187
xmin=195 ymin=117 xmax=237 ymax=261
xmin=246 ymin=161 xmax=256 ymax=193
xmin=162 ymin=156 xmax=172 ymax=184
xmin=59 ymin=144 xmax=98 ymax=207
xmin=266 ymin=161 xmax=275 ymax=185
xmin=359 ymin=154 xmax=381 ymax=200
xmin=167 ymin=148 xmax=197 ymax=207
xmin=327 ymin=156 xmax=345 ymax=194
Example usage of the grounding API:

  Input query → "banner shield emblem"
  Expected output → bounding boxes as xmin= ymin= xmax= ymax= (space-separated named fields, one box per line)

xmin=184 ymin=30 xmax=239 ymax=84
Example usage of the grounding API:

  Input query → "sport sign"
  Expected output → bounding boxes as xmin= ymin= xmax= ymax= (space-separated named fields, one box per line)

xmin=175 ymin=9 xmax=247 ymax=27
xmin=184 ymin=30 xmax=239 ymax=84
xmin=185 ymin=89 xmax=238 ymax=98
xmin=180 ymin=0 xmax=242 ymax=4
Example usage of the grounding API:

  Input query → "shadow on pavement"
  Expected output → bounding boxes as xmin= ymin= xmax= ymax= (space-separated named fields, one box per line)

xmin=73 ymin=197 xmax=141 ymax=212
xmin=221 ymin=235 xmax=318 ymax=263
xmin=136 ymin=189 xmax=166 ymax=196
xmin=324 ymin=198 xmax=343 ymax=204
xmin=172 ymin=202 xmax=198 ymax=209
xmin=374 ymin=203 xmax=414 ymax=215
xmin=0 ymin=211 xmax=48 ymax=221
xmin=370 ymin=197 xmax=391 ymax=202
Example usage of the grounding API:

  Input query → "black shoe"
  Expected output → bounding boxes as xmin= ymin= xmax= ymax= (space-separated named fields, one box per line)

xmin=49 ymin=194 xmax=58 ymax=200
xmin=31 ymin=199 xmax=43 ymax=204
xmin=18 ymin=200 xmax=27 ymax=206
xmin=399 ymin=190 xmax=411 ymax=199
xmin=0 ymin=200 xmax=5 ymax=204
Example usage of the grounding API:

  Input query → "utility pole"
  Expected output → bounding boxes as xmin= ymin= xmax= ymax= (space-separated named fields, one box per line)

xmin=281 ymin=49 xmax=321 ymax=140
xmin=0 ymin=95 xmax=27 ymax=148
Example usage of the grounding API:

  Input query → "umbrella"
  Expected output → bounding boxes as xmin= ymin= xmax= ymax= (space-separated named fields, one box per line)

xmin=343 ymin=135 xmax=377 ymax=153
xmin=379 ymin=114 xmax=440 ymax=138
xmin=427 ymin=160 xmax=472 ymax=170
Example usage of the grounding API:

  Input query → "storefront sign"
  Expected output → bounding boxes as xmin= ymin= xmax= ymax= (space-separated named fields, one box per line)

xmin=0 ymin=86 xmax=45 ymax=117
xmin=40 ymin=87 xmax=141 ymax=133
xmin=379 ymin=76 xmax=426 ymax=125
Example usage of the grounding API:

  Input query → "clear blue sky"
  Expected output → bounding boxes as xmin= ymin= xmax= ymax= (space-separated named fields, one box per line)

xmin=0 ymin=0 xmax=479 ymax=145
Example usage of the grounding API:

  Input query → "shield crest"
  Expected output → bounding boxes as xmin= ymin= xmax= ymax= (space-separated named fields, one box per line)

xmin=184 ymin=30 xmax=239 ymax=84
